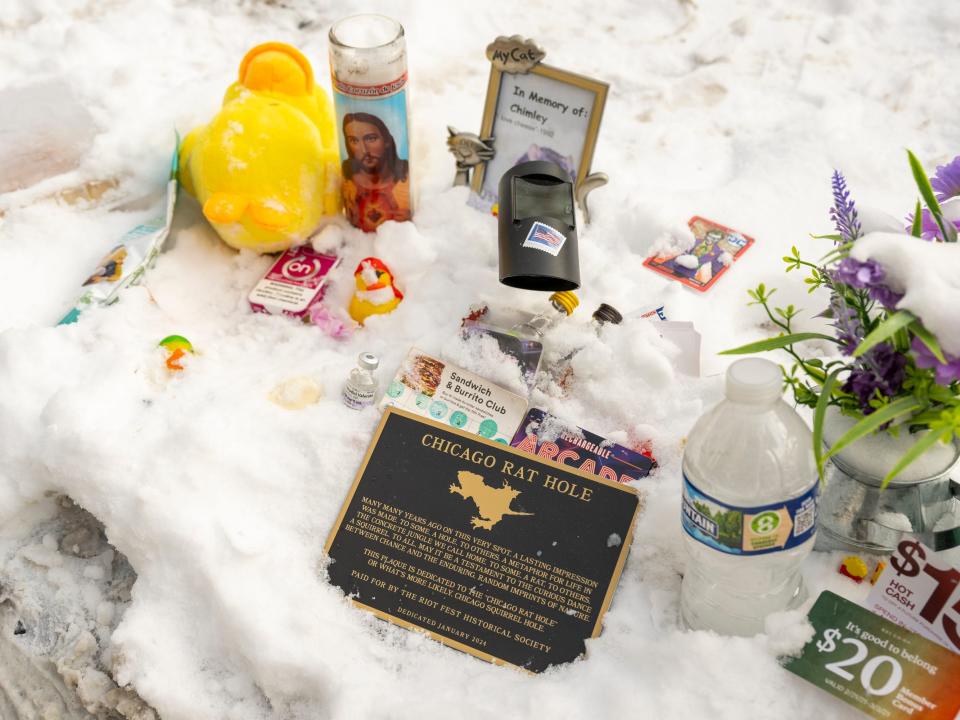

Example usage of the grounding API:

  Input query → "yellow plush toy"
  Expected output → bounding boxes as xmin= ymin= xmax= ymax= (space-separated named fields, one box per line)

xmin=179 ymin=43 xmax=341 ymax=253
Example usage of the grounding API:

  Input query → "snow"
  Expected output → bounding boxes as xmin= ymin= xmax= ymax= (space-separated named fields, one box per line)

xmin=0 ymin=498 xmax=154 ymax=719
xmin=823 ymin=408 xmax=959 ymax=483
xmin=1 ymin=1 xmax=959 ymax=719
xmin=851 ymin=230 xmax=960 ymax=356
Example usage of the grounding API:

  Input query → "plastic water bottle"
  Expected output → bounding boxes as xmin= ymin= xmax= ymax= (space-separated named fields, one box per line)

xmin=680 ymin=358 xmax=818 ymax=636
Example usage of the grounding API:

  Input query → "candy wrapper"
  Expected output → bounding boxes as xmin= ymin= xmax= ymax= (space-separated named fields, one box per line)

xmin=59 ymin=140 xmax=179 ymax=325
xmin=248 ymin=246 xmax=340 ymax=319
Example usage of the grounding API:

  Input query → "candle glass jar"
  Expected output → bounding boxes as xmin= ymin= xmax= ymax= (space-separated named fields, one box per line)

xmin=329 ymin=14 xmax=412 ymax=232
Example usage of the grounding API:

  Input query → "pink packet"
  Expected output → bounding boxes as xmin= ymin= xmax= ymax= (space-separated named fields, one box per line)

xmin=249 ymin=246 xmax=340 ymax=319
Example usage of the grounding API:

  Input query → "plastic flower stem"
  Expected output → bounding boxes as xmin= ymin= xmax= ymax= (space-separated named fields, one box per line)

xmin=819 ymin=242 xmax=856 ymax=264
xmin=789 ymin=258 xmax=821 ymax=272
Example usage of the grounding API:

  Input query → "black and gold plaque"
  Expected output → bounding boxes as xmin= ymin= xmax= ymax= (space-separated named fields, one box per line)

xmin=325 ymin=408 xmax=641 ymax=672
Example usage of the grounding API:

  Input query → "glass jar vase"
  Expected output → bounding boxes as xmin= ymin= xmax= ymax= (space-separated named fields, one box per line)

xmin=816 ymin=413 xmax=960 ymax=554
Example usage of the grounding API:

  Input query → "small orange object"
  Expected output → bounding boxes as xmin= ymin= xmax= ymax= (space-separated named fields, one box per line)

xmin=165 ymin=347 xmax=187 ymax=371
xmin=158 ymin=335 xmax=194 ymax=372
xmin=838 ymin=555 xmax=869 ymax=583
xmin=248 ymin=199 xmax=292 ymax=230
xmin=870 ymin=560 xmax=886 ymax=585
xmin=203 ymin=192 xmax=249 ymax=224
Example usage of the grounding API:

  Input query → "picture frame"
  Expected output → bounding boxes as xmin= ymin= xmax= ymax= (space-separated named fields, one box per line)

xmin=470 ymin=62 xmax=608 ymax=210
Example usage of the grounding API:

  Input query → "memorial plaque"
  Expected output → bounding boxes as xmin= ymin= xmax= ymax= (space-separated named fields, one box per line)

xmin=325 ymin=408 xmax=641 ymax=672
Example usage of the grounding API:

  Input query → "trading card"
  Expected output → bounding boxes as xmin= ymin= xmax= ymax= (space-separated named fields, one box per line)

xmin=643 ymin=216 xmax=754 ymax=292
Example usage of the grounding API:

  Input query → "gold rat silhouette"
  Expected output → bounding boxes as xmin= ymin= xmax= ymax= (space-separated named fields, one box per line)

xmin=449 ymin=470 xmax=533 ymax=530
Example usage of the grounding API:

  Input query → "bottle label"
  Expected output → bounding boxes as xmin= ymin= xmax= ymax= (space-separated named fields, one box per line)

xmin=333 ymin=72 xmax=407 ymax=99
xmin=342 ymin=383 xmax=376 ymax=410
xmin=682 ymin=474 xmax=818 ymax=556
xmin=330 ymin=69 xmax=411 ymax=231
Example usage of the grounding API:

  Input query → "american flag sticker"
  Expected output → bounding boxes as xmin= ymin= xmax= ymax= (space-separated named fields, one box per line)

xmin=522 ymin=221 xmax=567 ymax=257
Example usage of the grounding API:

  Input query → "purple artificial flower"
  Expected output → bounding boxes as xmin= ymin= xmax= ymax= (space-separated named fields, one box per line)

xmin=832 ymin=257 xmax=904 ymax=310
xmin=931 ymin=155 xmax=960 ymax=202
xmin=829 ymin=295 xmax=863 ymax=355
xmin=910 ymin=207 xmax=960 ymax=242
xmin=834 ymin=257 xmax=883 ymax=286
xmin=842 ymin=342 xmax=908 ymax=414
xmin=868 ymin=284 xmax=905 ymax=311
xmin=307 ymin=304 xmax=354 ymax=340
xmin=830 ymin=170 xmax=862 ymax=243
xmin=911 ymin=336 xmax=960 ymax=386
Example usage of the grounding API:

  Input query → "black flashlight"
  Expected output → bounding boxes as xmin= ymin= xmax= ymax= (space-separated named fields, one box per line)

xmin=498 ymin=161 xmax=580 ymax=291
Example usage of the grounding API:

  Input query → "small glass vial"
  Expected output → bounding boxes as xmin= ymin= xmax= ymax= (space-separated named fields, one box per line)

xmin=342 ymin=352 xmax=380 ymax=409
xmin=509 ymin=291 xmax=579 ymax=338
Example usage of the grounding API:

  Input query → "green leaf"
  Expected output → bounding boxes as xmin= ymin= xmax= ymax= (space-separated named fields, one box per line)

xmin=775 ymin=304 xmax=799 ymax=322
xmin=823 ymin=396 xmax=922 ymax=463
xmin=720 ymin=332 xmax=838 ymax=355
xmin=882 ymin=428 xmax=952 ymax=487
xmin=810 ymin=233 xmax=843 ymax=241
xmin=910 ymin=321 xmax=947 ymax=364
xmin=819 ymin=242 xmax=856 ymax=264
xmin=907 ymin=150 xmax=952 ymax=242
xmin=908 ymin=150 xmax=943 ymax=215
xmin=853 ymin=310 xmax=915 ymax=358
xmin=928 ymin=385 xmax=957 ymax=402
xmin=747 ymin=283 xmax=777 ymax=305
xmin=908 ymin=409 xmax=946 ymax=427
xmin=911 ymin=199 xmax=923 ymax=238
xmin=814 ymin=368 xmax=844 ymax=480
xmin=798 ymin=362 xmax=827 ymax=383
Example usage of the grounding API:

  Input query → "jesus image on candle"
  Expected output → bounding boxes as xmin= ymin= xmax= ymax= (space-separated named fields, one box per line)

xmin=341 ymin=112 xmax=411 ymax=232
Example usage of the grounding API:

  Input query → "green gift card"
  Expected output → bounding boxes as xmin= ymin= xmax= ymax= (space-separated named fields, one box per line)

xmin=783 ymin=592 xmax=960 ymax=719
